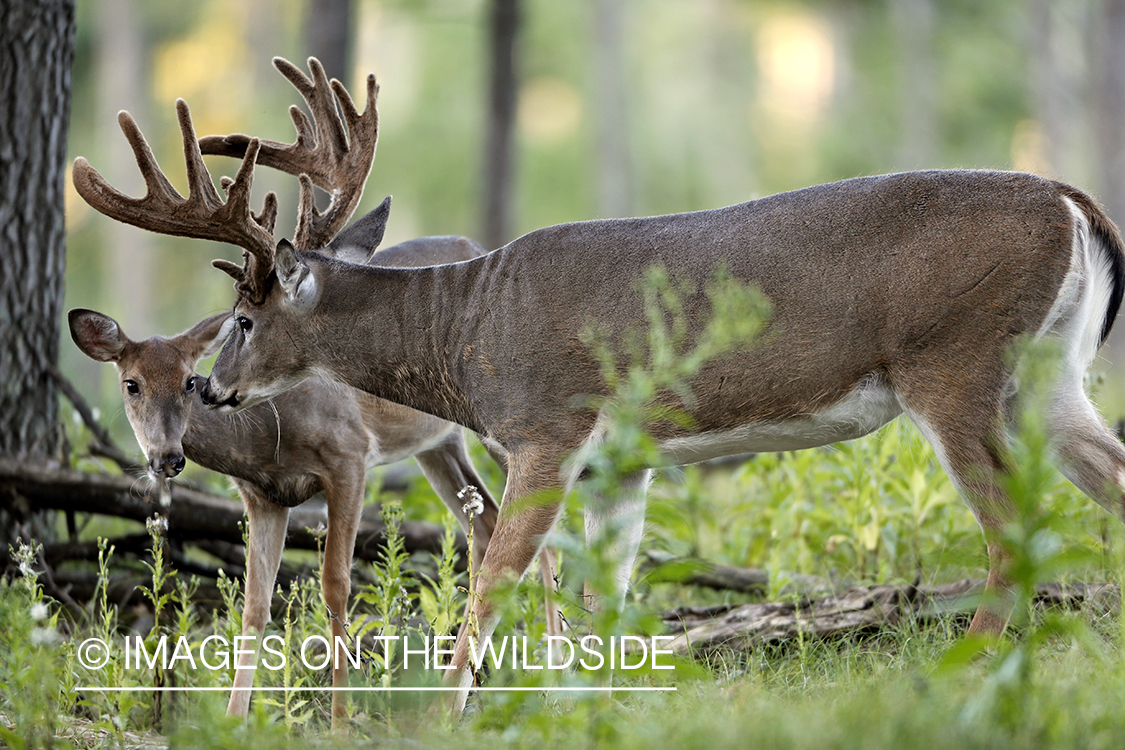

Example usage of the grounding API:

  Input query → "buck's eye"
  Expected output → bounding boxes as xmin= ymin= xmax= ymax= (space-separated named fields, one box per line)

xmin=238 ymin=316 xmax=252 ymax=333
xmin=124 ymin=379 xmax=140 ymax=396
xmin=185 ymin=378 xmax=196 ymax=393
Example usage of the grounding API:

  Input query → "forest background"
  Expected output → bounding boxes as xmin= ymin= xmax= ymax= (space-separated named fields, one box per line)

xmin=62 ymin=0 xmax=1125 ymax=437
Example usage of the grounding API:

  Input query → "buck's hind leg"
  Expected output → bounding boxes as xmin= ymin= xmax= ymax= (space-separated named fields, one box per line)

xmin=1042 ymin=377 xmax=1125 ymax=519
xmin=897 ymin=369 xmax=1018 ymax=635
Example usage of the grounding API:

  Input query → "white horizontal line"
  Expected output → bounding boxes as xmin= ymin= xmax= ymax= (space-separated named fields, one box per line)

xmin=76 ymin=686 xmax=676 ymax=693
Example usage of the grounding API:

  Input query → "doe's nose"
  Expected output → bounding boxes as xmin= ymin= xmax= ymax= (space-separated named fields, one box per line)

xmin=152 ymin=453 xmax=186 ymax=478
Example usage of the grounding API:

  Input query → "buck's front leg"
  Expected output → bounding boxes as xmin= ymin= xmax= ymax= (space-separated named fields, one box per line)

xmin=443 ymin=451 xmax=565 ymax=716
xmin=582 ymin=469 xmax=651 ymax=614
xmin=228 ymin=488 xmax=289 ymax=719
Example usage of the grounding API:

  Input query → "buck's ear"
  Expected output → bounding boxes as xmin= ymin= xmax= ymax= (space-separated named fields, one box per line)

xmin=275 ymin=238 xmax=317 ymax=305
xmin=179 ymin=313 xmax=234 ymax=360
xmin=330 ymin=195 xmax=391 ymax=264
xmin=69 ymin=308 xmax=129 ymax=363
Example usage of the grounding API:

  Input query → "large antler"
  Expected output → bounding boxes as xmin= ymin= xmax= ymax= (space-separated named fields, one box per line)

xmin=73 ymin=100 xmax=279 ymax=304
xmin=199 ymin=56 xmax=379 ymax=252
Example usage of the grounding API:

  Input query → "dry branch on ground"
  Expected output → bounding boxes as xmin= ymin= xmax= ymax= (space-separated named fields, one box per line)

xmin=0 ymin=458 xmax=466 ymax=574
xmin=658 ymin=580 xmax=1120 ymax=656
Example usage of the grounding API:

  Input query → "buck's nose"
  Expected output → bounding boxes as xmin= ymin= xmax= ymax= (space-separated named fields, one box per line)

xmin=152 ymin=453 xmax=186 ymax=478
xmin=199 ymin=378 xmax=215 ymax=406
xmin=199 ymin=377 xmax=239 ymax=409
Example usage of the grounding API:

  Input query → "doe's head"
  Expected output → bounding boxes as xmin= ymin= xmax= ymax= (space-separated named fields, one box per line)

xmin=68 ymin=309 xmax=232 ymax=480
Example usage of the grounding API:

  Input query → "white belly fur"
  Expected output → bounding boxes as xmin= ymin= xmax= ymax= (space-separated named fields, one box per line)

xmin=658 ymin=375 xmax=903 ymax=465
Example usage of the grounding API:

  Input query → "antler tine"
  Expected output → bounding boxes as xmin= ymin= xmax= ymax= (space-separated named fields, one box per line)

xmin=279 ymin=56 xmax=350 ymax=157
xmin=197 ymin=56 xmax=379 ymax=251
xmin=175 ymin=99 xmax=225 ymax=214
xmin=119 ymin=110 xmax=182 ymax=207
xmin=72 ymin=99 xmax=279 ymax=304
xmin=224 ymin=177 xmax=279 ymax=236
xmin=72 ymin=111 xmax=183 ymax=227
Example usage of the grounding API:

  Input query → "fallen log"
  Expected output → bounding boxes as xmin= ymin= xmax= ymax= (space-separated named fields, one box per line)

xmin=0 ymin=458 xmax=466 ymax=565
xmin=658 ymin=579 xmax=1120 ymax=656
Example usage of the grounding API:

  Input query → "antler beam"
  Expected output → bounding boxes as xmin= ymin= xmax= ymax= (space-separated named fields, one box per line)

xmin=72 ymin=100 xmax=279 ymax=303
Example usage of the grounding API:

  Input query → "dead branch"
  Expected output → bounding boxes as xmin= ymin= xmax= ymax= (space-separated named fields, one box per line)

xmin=659 ymin=579 xmax=1120 ymax=656
xmin=0 ymin=458 xmax=466 ymax=565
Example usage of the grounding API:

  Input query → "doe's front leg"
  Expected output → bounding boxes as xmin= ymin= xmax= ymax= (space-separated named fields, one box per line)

xmin=321 ymin=474 xmax=365 ymax=729
xmin=227 ymin=488 xmax=289 ymax=719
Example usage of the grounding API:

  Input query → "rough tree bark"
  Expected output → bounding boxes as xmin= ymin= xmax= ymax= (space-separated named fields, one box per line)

xmin=0 ymin=1 xmax=76 ymax=465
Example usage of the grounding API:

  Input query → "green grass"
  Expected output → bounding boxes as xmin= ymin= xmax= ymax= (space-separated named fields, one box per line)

xmin=11 ymin=275 xmax=1125 ymax=747
xmin=5 ymin=416 xmax=1125 ymax=748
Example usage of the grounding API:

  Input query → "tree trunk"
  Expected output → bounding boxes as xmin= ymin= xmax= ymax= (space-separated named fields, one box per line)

xmin=0 ymin=0 xmax=76 ymax=464
xmin=890 ymin=0 xmax=937 ymax=170
xmin=482 ymin=0 xmax=521 ymax=249
xmin=1094 ymin=0 xmax=1125 ymax=363
xmin=593 ymin=0 xmax=632 ymax=219
xmin=305 ymin=0 xmax=353 ymax=85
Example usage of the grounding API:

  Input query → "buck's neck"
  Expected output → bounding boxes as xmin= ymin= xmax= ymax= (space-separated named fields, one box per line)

xmin=307 ymin=255 xmax=482 ymax=431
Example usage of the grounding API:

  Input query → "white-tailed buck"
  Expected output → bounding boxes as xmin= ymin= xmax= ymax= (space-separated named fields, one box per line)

xmin=85 ymin=57 xmax=1125 ymax=716
xmin=70 ymin=57 xmax=560 ymax=725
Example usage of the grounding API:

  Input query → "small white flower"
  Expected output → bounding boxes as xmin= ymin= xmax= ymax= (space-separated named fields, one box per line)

xmin=146 ymin=515 xmax=169 ymax=537
xmin=30 ymin=602 xmax=49 ymax=622
xmin=30 ymin=626 xmax=60 ymax=647
xmin=458 ymin=485 xmax=485 ymax=517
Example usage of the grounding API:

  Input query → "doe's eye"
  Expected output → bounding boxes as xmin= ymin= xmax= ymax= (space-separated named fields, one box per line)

xmin=238 ymin=316 xmax=252 ymax=333
xmin=124 ymin=379 xmax=140 ymax=396
xmin=185 ymin=378 xmax=196 ymax=393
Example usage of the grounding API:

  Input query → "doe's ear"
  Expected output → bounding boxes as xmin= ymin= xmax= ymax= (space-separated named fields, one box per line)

xmin=276 ymin=238 xmax=317 ymax=305
xmin=178 ymin=313 xmax=234 ymax=361
xmin=69 ymin=308 xmax=129 ymax=363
